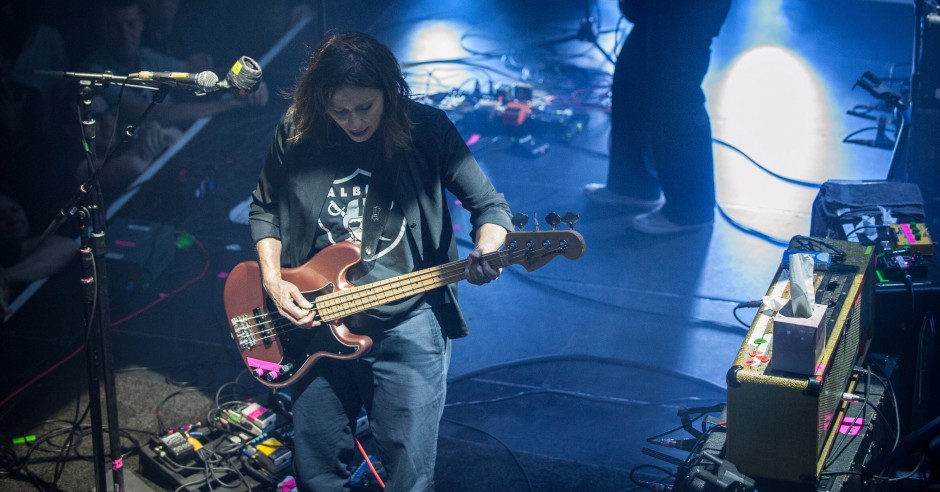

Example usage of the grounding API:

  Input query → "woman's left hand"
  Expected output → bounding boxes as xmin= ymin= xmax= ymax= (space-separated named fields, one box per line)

xmin=466 ymin=223 xmax=508 ymax=285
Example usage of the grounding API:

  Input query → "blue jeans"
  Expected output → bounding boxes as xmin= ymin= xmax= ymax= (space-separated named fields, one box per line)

xmin=291 ymin=304 xmax=451 ymax=491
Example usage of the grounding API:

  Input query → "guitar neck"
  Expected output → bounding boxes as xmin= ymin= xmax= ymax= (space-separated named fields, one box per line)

xmin=314 ymin=250 xmax=510 ymax=322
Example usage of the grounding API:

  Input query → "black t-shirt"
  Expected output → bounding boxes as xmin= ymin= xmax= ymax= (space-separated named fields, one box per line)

xmin=310 ymin=135 xmax=426 ymax=325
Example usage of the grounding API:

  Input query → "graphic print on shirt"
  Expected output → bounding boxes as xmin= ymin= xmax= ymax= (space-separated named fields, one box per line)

xmin=317 ymin=168 xmax=407 ymax=261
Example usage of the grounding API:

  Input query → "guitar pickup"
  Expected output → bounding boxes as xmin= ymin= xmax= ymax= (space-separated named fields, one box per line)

xmin=252 ymin=308 xmax=275 ymax=348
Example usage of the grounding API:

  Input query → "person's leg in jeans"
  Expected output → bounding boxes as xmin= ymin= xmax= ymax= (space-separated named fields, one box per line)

xmin=292 ymin=357 xmax=365 ymax=490
xmin=292 ymin=305 xmax=451 ymax=491
xmin=363 ymin=306 xmax=451 ymax=492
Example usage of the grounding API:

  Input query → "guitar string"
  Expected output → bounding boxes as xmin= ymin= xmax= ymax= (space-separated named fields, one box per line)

xmin=314 ymin=247 xmax=515 ymax=319
xmin=235 ymin=249 xmax=514 ymax=347
xmin=307 ymin=245 xmax=550 ymax=319
xmin=240 ymin=247 xmax=536 ymax=340
xmin=234 ymin=245 xmax=564 ymax=346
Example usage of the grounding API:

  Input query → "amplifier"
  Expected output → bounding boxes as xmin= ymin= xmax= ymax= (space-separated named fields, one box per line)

xmin=684 ymin=373 xmax=890 ymax=492
xmin=726 ymin=240 xmax=875 ymax=484
xmin=871 ymin=265 xmax=940 ymax=434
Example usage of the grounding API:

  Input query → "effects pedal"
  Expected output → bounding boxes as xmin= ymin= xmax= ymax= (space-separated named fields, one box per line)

xmin=245 ymin=423 xmax=294 ymax=476
xmin=510 ymin=134 xmax=548 ymax=158
xmin=877 ymin=250 xmax=929 ymax=281
xmin=349 ymin=455 xmax=386 ymax=491
xmin=889 ymin=223 xmax=934 ymax=256
xmin=156 ymin=432 xmax=195 ymax=461
xmin=241 ymin=402 xmax=277 ymax=432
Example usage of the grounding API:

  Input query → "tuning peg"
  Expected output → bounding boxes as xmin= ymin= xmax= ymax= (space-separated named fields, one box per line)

xmin=561 ymin=212 xmax=580 ymax=229
xmin=545 ymin=211 xmax=561 ymax=230
xmin=511 ymin=212 xmax=530 ymax=230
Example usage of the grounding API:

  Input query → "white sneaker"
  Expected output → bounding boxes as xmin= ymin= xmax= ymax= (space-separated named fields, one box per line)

xmin=584 ymin=183 xmax=665 ymax=209
xmin=632 ymin=209 xmax=713 ymax=234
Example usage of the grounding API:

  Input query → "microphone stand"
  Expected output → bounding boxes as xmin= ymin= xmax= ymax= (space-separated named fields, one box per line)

xmin=887 ymin=0 xmax=926 ymax=181
xmin=34 ymin=71 xmax=169 ymax=492
xmin=538 ymin=0 xmax=618 ymax=65
xmin=317 ymin=0 xmax=327 ymax=40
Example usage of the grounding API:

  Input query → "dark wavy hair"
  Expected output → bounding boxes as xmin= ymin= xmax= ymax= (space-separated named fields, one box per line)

xmin=288 ymin=32 xmax=412 ymax=160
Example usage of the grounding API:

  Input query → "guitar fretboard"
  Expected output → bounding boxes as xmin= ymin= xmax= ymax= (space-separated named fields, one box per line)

xmin=314 ymin=249 xmax=513 ymax=322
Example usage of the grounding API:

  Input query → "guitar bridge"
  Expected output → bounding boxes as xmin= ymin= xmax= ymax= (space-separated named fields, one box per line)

xmin=231 ymin=314 xmax=255 ymax=349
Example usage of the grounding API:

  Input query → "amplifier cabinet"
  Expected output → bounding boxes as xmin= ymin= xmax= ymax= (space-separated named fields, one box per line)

xmin=726 ymin=240 xmax=875 ymax=484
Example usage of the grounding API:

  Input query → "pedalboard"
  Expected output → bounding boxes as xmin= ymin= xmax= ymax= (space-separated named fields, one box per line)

xmin=141 ymin=430 xmax=277 ymax=491
xmin=141 ymin=401 xmax=293 ymax=490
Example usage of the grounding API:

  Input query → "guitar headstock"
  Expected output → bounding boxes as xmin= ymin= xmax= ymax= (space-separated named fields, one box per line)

xmin=503 ymin=211 xmax=586 ymax=272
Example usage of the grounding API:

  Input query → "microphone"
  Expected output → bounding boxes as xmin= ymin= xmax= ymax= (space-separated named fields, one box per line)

xmin=128 ymin=56 xmax=262 ymax=94
xmin=219 ymin=56 xmax=263 ymax=94
xmin=129 ymin=70 xmax=220 ymax=93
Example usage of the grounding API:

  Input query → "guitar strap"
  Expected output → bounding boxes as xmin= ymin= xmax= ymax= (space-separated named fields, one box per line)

xmin=359 ymin=151 xmax=404 ymax=261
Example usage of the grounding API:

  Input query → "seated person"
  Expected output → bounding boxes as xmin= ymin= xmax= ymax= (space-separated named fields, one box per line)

xmin=72 ymin=93 xmax=182 ymax=201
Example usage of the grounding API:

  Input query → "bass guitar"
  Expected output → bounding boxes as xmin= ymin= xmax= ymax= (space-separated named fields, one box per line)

xmin=223 ymin=226 xmax=585 ymax=388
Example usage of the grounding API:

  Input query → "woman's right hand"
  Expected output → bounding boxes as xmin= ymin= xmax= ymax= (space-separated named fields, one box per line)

xmin=263 ymin=277 xmax=320 ymax=328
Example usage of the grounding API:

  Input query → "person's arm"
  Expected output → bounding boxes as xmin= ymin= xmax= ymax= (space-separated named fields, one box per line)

xmin=434 ymin=109 xmax=514 ymax=240
xmin=116 ymin=82 xmax=270 ymax=128
xmin=249 ymin=114 xmax=318 ymax=327
xmin=2 ymin=235 xmax=77 ymax=285
xmin=428 ymin=106 xmax=513 ymax=284
xmin=136 ymin=120 xmax=183 ymax=161
xmin=255 ymin=237 xmax=318 ymax=327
